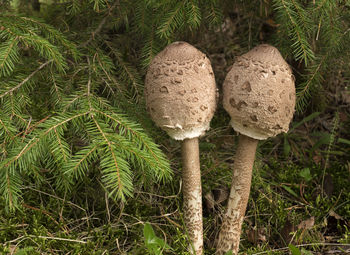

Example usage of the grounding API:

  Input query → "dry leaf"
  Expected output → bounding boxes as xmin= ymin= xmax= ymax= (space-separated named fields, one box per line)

xmin=341 ymin=89 xmax=350 ymax=104
xmin=281 ymin=220 xmax=296 ymax=244
xmin=265 ymin=18 xmax=279 ymax=27
xmin=9 ymin=245 xmax=17 ymax=255
xmin=298 ymin=216 xmax=315 ymax=230
xmin=323 ymin=174 xmax=334 ymax=198
xmin=313 ymin=154 xmax=322 ymax=164
xmin=329 ymin=210 xmax=343 ymax=220
xmin=213 ymin=188 xmax=229 ymax=205
xmin=246 ymin=227 xmax=266 ymax=244
xmin=204 ymin=192 xmax=215 ymax=210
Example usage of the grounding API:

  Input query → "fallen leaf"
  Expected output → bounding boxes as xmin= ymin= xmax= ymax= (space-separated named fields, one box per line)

xmin=323 ymin=174 xmax=334 ymax=198
xmin=9 ymin=245 xmax=17 ymax=255
xmin=281 ymin=219 xmax=296 ymax=245
xmin=298 ymin=216 xmax=315 ymax=230
xmin=313 ymin=154 xmax=322 ymax=164
xmin=341 ymin=89 xmax=350 ymax=104
xmin=329 ymin=210 xmax=343 ymax=220
xmin=213 ymin=188 xmax=229 ymax=205
xmin=246 ymin=227 xmax=266 ymax=244
xmin=204 ymin=192 xmax=215 ymax=210
xmin=265 ymin=18 xmax=279 ymax=27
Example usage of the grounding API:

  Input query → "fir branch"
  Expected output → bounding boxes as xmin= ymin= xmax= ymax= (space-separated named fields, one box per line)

xmin=1 ymin=112 xmax=88 ymax=170
xmin=296 ymin=56 xmax=326 ymax=110
xmin=49 ymin=70 xmax=63 ymax=107
xmin=64 ymin=143 xmax=99 ymax=180
xmin=205 ymin=0 xmax=223 ymax=26
xmin=93 ymin=109 xmax=172 ymax=181
xmin=0 ymin=36 xmax=19 ymax=77
xmin=0 ymin=60 xmax=52 ymax=99
xmin=0 ymin=18 xmax=68 ymax=71
xmin=11 ymin=16 xmax=78 ymax=58
xmin=0 ymin=117 xmax=15 ymax=141
xmin=105 ymin=42 xmax=143 ymax=101
xmin=140 ymin=21 xmax=164 ymax=69
xmin=0 ymin=89 xmax=30 ymax=129
xmin=273 ymin=0 xmax=314 ymax=65
xmin=51 ymin=127 xmax=69 ymax=163
xmin=19 ymin=34 xmax=66 ymax=72
xmin=185 ymin=0 xmax=201 ymax=29
xmin=0 ymin=169 xmax=21 ymax=210
xmin=133 ymin=0 xmax=149 ymax=34
xmin=157 ymin=2 xmax=185 ymax=39
xmin=80 ymin=0 xmax=120 ymax=47
xmin=91 ymin=115 xmax=132 ymax=200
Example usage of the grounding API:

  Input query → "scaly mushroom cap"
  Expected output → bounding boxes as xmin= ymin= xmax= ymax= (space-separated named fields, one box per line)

xmin=223 ymin=44 xmax=296 ymax=140
xmin=145 ymin=41 xmax=217 ymax=140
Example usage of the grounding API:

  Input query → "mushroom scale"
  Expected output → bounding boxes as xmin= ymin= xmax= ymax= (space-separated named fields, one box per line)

xmin=223 ymin=44 xmax=296 ymax=140
xmin=145 ymin=41 xmax=217 ymax=140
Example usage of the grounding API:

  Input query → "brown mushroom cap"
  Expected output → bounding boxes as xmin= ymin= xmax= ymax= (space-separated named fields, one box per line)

xmin=145 ymin=41 xmax=217 ymax=140
xmin=223 ymin=44 xmax=296 ymax=140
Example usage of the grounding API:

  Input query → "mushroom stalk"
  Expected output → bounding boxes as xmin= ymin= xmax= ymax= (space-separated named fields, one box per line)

xmin=216 ymin=135 xmax=258 ymax=255
xmin=182 ymin=137 xmax=203 ymax=254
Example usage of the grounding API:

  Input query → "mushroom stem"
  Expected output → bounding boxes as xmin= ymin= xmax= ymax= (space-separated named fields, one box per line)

xmin=216 ymin=135 xmax=258 ymax=255
xmin=182 ymin=137 xmax=203 ymax=255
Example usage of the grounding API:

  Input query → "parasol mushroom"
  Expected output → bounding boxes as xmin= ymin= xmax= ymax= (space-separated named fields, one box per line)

xmin=145 ymin=41 xmax=217 ymax=254
xmin=216 ymin=44 xmax=296 ymax=254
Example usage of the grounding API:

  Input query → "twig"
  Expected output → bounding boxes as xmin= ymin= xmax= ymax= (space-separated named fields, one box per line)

xmin=24 ymin=186 xmax=87 ymax=214
xmin=252 ymin=243 xmax=350 ymax=255
xmin=321 ymin=111 xmax=339 ymax=197
xmin=80 ymin=0 xmax=120 ymax=47
xmin=27 ymin=235 xmax=87 ymax=244
xmin=0 ymin=60 xmax=52 ymax=99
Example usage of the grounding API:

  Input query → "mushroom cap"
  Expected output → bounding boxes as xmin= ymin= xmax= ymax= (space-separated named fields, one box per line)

xmin=145 ymin=41 xmax=217 ymax=140
xmin=223 ymin=44 xmax=296 ymax=140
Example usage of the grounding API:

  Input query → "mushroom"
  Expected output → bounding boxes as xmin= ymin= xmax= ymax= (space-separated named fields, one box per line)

xmin=145 ymin=41 xmax=217 ymax=254
xmin=216 ymin=44 xmax=296 ymax=254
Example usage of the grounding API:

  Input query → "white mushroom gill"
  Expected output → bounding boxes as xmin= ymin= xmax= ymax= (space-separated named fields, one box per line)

xmin=165 ymin=124 xmax=210 ymax=141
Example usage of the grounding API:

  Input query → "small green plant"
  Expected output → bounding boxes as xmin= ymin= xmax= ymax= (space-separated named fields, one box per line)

xmin=143 ymin=223 xmax=172 ymax=255
xmin=340 ymin=226 xmax=350 ymax=244
xmin=13 ymin=247 xmax=36 ymax=255
xmin=288 ymin=244 xmax=313 ymax=255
